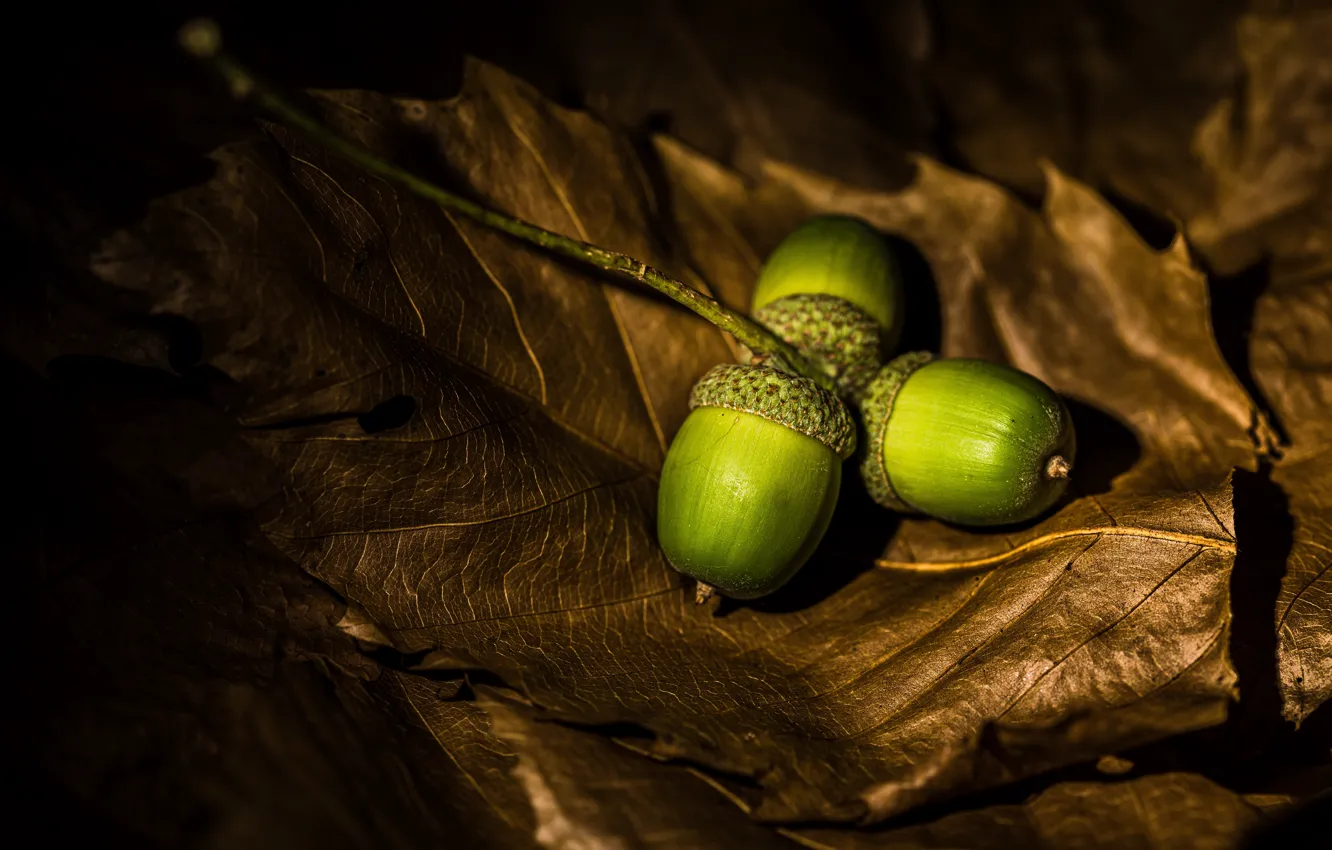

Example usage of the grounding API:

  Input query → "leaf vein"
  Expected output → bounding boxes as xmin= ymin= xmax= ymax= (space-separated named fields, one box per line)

xmin=995 ymin=548 xmax=1206 ymax=720
xmin=499 ymin=104 xmax=666 ymax=457
xmin=877 ymin=526 xmax=1235 ymax=572
xmin=272 ymin=474 xmax=642 ymax=539
xmin=445 ymin=209 xmax=549 ymax=404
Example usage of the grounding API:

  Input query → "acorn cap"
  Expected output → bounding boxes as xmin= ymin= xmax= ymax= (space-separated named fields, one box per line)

xmin=691 ymin=363 xmax=857 ymax=459
xmin=749 ymin=294 xmax=883 ymax=396
xmin=855 ymin=351 xmax=934 ymax=511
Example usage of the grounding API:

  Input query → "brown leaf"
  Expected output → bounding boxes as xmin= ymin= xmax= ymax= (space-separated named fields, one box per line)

xmin=905 ymin=5 xmax=1332 ymax=281
xmin=797 ymin=773 xmax=1263 ymax=849
xmin=532 ymin=0 xmax=930 ymax=191
xmin=921 ymin=0 xmax=1243 ymax=225
xmin=339 ymin=480 xmax=1240 ymax=826
xmin=1190 ymin=9 xmax=1332 ymax=277
xmin=385 ymin=674 xmax=540 ymax=847
xmin=1250 ymin=270 xmax=1332 ymax=722
xmin=394 ymin=681 xmax=1272 ymax=850
xmin=476 ymin=688 xmax=800 ymax=849
xmin=86 ymin=61 xmax=1252 ymax=823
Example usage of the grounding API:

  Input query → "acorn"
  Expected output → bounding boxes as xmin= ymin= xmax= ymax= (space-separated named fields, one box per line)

xmin=858 ymin=353 xmax=1076 ymax=526
xmin=657 ymin=363 xmax=856 ymax=599
xmin=750 ymin=215 xmax=905 ymax=389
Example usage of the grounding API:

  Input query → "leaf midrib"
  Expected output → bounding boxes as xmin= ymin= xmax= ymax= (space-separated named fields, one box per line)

xmin=877 ymin=526 xmax=1236 ymax=571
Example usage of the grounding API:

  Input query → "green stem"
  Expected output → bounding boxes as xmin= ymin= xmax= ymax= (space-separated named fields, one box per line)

xmin=176 ymin=19 xmax=835 ymax=392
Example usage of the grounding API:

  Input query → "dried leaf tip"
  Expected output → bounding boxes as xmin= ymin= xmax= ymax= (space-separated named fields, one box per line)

xmin=178 ymin=19 xmax=221 ymax=58
xmin=1045 ymin=455 xmax=1072 ymax=480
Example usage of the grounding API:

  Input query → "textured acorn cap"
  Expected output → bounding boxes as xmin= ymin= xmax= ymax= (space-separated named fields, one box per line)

xmin=690 ymin=363 xmax=856 ymax=459
xmin=750 ymin=294 xmax=883 ymax=396
xmin=855 ymin=350 xmax=935 ymax=511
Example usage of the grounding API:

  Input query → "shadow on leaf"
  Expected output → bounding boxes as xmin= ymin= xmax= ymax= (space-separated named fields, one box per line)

xmin=1228 ymin=465 xmax=1293 ymax=735
xmin=1209 ymin=255 xmax=1290 ymax=449
xmin=738 ymin=474 xmax=901 ymax=615
xmin=1064 ymin=396 xmax=1142 ymax=496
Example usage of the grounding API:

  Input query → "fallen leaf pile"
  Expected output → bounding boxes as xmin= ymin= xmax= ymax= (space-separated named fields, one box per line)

xmin=8 ymin=2 xmax=1330 ymax=848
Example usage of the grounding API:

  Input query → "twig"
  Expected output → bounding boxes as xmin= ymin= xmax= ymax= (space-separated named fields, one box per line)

xmin=176 ymin=19 xmax=835 ymax=392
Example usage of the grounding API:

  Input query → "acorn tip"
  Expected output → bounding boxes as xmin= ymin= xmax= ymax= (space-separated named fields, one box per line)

xmin=1045 ymin=455 xmax=1071 ymax=479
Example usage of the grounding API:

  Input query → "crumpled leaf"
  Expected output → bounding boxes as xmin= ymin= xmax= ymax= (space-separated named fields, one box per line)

xmin=1190 ymin=9 xmax=1332 ymax=277
xmin=86 ymin=60 xmax=1255 ymax=824
xmin=854 ymin=5 xmax=1332 ymax=282
xmin=384 ymin=480 xmax=1241 ymax=826
xmin=526 ymin=0 xmax=931 ymax=191
xmin=475 ymin=688 xmax=800 ymax=849
xmin=1204 ymin=10 xmax=1332 ymax=720
xmin=1201 ymin=5 xmax=1332 ymax=725
xmin=402 ymin=681 xmax=1271 ymax=850
xmin=797 ymin=773 xmax=1264 ymax=850
xmin=385 ymin=673 xmax=540 ymax=848
xmin=920 ymin=0 xmax=1243 ymax=225
xmin=1250 ymin=269 xmax=1332 ymax=722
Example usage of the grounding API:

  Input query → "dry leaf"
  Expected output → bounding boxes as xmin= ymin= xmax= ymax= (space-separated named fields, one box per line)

xmin=797 ymin=773 xmax=1263 ymax=849
xmin=477 ymin=687 xmax=799 ymax=850
xmin=918 ymin=0 xmax=1243 ymax=224
xmin=82 ymin=61 xmax=1263 ymax=824
xmin=1250 ymin=270 xmax=1332 ymax=722
xmin=1191 ymin=9 xmax=1332 ymax=277
xmin=404 ymin=681 xmax=1269 ymax=850
xmin=531 ymin=0 xmax=930 ymax=190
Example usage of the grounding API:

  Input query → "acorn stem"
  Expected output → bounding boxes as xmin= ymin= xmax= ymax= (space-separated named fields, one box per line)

xmin=694 ymin=582 xmax=716 ymax=604
xmin=1045 ymin=455 xmax=1072 ymax=480
xmin=175 ymin=19 xmax=837 ymax=394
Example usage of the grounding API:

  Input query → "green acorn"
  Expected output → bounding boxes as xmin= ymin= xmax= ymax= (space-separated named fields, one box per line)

xmin=657 ymin=363 xmax=856 ymax=599
xmin=752 ymin=215 xmax=904 ymax=365
xmin=858 ymin=354 xmax=1076 ymax=526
